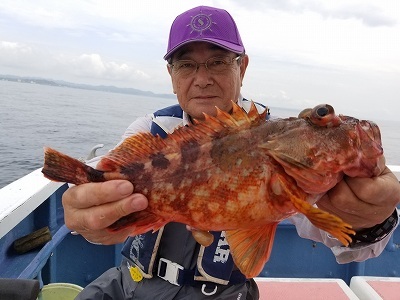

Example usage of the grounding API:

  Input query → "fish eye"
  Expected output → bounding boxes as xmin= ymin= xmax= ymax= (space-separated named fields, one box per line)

xmin=309 ymin=104 xmax=340 ymax=127
xmin=316 ymin=106 xmax=329 ymax=117
xmin=312 ymin=104 xmax=334 ymax=119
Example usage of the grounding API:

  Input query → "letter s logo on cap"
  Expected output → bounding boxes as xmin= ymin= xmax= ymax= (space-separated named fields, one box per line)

xmin=190 ymin=13 xmax=215 ymax=34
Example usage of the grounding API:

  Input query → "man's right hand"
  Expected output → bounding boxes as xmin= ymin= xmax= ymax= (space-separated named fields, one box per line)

xmin=62 ymin=180 xmax=148 ymax=245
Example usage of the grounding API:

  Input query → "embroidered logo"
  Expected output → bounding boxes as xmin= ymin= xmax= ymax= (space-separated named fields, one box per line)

xmin=189 ymin=13 xmax=216 ymax=35
xmin=213 ymin=231 xmax=230 ymax=263
xmin=129 ymin=235 xmax=144 ymax=263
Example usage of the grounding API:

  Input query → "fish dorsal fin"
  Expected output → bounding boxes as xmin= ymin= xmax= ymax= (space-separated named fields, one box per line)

xmin=99 ymin=132 xmax=168 ymax=170
xmin=230 ymin=100 xmax=267 ymax=127
xmin=246 ymin=100 xmax=268 ymax=122
xmin=195 ymin=101 xmax=265 ymax=131
xmin=226 ymin=224 xmax=278 ymax=278
xmin=100 ymin=101 xmax=267 ymax=169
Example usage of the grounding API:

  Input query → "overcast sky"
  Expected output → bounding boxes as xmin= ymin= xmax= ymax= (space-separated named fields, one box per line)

xmin=1 ymin=0 xmax=399 ymax=120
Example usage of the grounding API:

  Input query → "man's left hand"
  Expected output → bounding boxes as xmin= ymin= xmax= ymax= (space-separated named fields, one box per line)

xmin=317 ymin=156 xmax=400 ymax=231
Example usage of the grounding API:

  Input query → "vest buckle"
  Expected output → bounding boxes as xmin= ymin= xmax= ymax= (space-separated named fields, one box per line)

xmin=157 ymin=258 xmax=184 ymax=286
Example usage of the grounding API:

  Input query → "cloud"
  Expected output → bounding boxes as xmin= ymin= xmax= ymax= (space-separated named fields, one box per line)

xmin=0 ymin=0 xmax=399 ymax=121
xmin=0 ymin=1 xmax=84 ymax=29
xmin=0 ymin=40 xmax=151 ymax=85
xmin=0 ymin=41 xmax=37 ymax=68
xmin=69 ymin=53 xmax=151 ymax=81
xmin=315 ymin=3 xmax=396 ymax=27
xmin=0 ymin=40 xmax=29 ymax=52
xmin=231 ymin=0 xmax=396 ymax=27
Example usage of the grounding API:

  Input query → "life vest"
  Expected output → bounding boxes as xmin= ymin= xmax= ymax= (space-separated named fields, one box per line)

xmin=121 ymin=99 xmax=269 ymax=285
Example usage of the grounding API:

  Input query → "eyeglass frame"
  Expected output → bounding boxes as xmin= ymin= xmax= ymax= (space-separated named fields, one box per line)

xmin=168 ymin=55 xmax=243 ymax=76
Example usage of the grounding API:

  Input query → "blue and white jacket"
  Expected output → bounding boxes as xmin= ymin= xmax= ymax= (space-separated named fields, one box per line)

xmin=120 ymin=98 xmax=267 ymax=285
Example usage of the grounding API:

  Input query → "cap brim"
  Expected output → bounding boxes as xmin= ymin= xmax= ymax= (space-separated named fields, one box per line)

xmin=164 ymin=38 xmax=244 ymax=60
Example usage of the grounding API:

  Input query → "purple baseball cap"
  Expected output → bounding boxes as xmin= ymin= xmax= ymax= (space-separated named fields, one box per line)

xmin=164 ymin=6 xmax=245 ymax=60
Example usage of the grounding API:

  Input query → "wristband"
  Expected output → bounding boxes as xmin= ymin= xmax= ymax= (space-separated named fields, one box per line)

xmin=350 ymin=209 xmax=398 ymax=246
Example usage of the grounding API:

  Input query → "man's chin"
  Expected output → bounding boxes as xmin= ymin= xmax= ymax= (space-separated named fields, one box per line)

xmin=187 ymin=100 xmax=232 ymax=120
xmin=187 ymin=104 xmax=216 ymax=120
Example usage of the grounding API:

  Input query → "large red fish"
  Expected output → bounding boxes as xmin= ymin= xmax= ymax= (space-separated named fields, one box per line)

xmin=42 ymin=102 xmax=383 ymax=278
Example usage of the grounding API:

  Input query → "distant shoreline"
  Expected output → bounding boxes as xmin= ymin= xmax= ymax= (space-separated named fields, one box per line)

xmin=0 ymin=74 xmax=175 ymax=99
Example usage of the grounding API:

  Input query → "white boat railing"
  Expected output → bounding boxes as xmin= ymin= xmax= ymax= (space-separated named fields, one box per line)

xmin=0 ymin=165 xmax=399 ymax=240
xmin=0 ymin=169 xmax=63 ymax=239
xmin=388 ymin=165 xmax=400 ymax=179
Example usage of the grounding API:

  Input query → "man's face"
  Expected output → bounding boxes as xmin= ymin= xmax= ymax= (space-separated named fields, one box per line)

xmin=167 ymin=42 xmax=248 ymax=120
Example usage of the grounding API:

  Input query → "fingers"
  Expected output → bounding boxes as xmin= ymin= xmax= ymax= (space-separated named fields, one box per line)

xmin=64 ymin=180 xmax=134 ymax=209
xmin=344 ymin=167 xmax=399 ymax=207
xmin=62 ymin=180 xmax=148 ymax=244
xmin=78 ymin=226 xmax=139 ymax=245
xmin=77 ymin=193 xmax=147 ymax=230
xmin=317 ymin=166 xmax=400 ymax=230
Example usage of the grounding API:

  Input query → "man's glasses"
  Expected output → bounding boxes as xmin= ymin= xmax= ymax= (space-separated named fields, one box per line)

xmin=169 ymin=56 xmax=241 ymax=77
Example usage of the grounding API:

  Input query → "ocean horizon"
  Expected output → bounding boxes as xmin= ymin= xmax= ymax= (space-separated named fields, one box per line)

xmin=1 ymin=80 xmax=399 ymax=189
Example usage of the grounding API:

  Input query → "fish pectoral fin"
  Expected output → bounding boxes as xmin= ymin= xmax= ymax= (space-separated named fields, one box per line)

xmin=273 ymin=173 xmax=355 ymax=246
xmin=294 ymin=200 xmax=355 ymax=246
xmin=107 ymin=210 xmax=166 ymax=235
xmin=226 ymin=224 xmax=278 ymax=278
xmin=191 ymin=230 xmax=214 ymax=247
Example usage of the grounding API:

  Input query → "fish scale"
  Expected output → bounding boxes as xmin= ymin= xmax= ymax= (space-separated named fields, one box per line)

xmin=42 ymin=102 xmax=383 ymax=278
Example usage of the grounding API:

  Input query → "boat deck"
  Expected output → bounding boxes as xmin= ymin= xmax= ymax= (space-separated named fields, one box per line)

xmin=0 ymin=166 xmax=399 ymax=298
xmin=255 ymin=276 xmax=400 ymax=299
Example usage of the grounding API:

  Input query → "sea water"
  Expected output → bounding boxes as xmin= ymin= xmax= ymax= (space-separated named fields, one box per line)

xmin=1 ymin=80 xmax=399 ymax=188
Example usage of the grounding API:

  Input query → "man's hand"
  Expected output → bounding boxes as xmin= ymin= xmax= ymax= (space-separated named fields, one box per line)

xmin=62 ymin=180 xmax=148 ymax=245
xmin=317 ymin=157 xmax=400 ymax=231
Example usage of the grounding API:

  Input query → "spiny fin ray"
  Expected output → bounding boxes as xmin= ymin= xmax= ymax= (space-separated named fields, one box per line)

xmin=226 ymin=224 xmax=278 ymax=278
xmin=103 ymin=101 xmax=267 ymax=168
xmin=274 ymin=173 xmax=355 ymax=245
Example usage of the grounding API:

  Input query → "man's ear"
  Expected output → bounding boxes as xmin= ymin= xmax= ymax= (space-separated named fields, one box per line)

xmin=167 ymin=64 xmax=173 ymax=76
xmin=240 ymin=54 xmax=249 ymax=85
xmin=166 ymin=64 xmax=176 ymax=94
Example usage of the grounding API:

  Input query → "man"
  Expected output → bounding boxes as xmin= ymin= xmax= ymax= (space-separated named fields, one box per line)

xmin=67 ymin=6 xmax=400 ymax=299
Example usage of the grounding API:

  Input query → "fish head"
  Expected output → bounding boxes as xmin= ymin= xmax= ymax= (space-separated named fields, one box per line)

xmin=262 ymin=104 xmax=383 ymax=193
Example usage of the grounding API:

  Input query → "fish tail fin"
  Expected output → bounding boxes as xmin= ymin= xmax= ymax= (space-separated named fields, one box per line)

xmin=108 ymin=211 xmax=166 ymax=234
xmin=42 ymin=147 xmax=105 ymax=185
xmin=226 ymin=224 xmax=278 ymax=278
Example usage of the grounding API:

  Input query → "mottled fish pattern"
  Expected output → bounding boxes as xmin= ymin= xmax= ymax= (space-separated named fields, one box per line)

xmin=42 ymin=102 xmax=383 ymax=277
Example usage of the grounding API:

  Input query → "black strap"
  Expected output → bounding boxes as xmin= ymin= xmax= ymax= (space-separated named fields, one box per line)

xmin=350 ymin=209 xmax=398 ymax=246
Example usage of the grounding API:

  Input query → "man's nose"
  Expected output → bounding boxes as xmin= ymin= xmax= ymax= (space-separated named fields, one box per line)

xmin=195 ymin=63 xmax=208 ymax=72
xmin=193 ymin=64 xmax=213 ymax=86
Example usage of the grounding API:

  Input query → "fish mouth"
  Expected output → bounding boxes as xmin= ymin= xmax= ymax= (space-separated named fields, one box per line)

xmin=357 ymin=120 xmax=383 ymax=162
xmin=360 ymin=120 xmax=382 ymax=144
